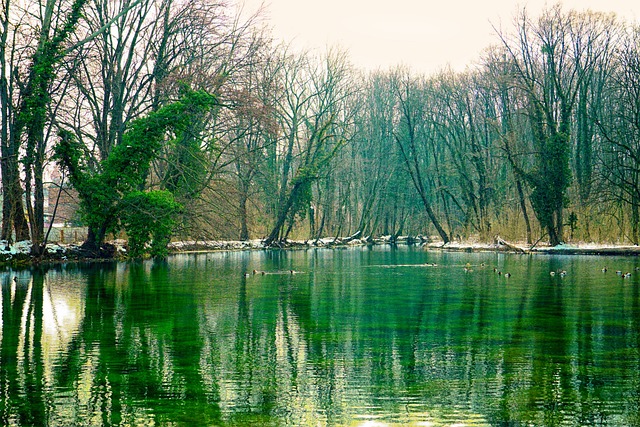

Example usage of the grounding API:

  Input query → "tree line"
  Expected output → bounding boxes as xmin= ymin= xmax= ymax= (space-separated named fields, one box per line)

xmin=1 ymin=1 xmax=640 ymax=257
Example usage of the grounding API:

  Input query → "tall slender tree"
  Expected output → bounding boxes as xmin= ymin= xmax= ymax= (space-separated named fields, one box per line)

xmin=14 ymin=0 xmax=90 ymax=255
xmin=391 ymin=68 xmax=450 ymax=243
xmin=0 ymin=0 xmax=30 ymax=242
xmin=596 ymin=25 xmax=640 ymax=243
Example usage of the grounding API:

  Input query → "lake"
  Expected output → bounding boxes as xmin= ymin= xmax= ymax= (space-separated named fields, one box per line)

xmin=1 ymin=246 xmax=640 ymax=426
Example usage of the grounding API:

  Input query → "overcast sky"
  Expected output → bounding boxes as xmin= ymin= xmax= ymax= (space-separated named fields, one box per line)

xmin=236 ymin=0 xmax=639 ymax=74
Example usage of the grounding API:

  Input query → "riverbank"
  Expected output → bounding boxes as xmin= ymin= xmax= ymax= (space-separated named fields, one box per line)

xmin=168 ymin=235 xmax=640 ymax=256
xmin=2 ymin=235 xmax=640 ymax=270
xmin=425 ymin=238 xmax=640 ymax=256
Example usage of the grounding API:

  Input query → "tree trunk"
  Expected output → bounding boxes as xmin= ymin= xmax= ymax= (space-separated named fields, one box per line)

xmin=81 ymin=227 xmax=102 ymax=255
xmin=417 ymin=189 xmax=449 ymax=243
xmin=555 ymin=206 xmax=564 ymax=245
xmin=632 ymin=195 xmax=639 ymax=245
xmin=516 ymin=179 xmax=532 ymax=245
xmin=27 ymin=158 xmax=47 ymax=256
xmin=238 ymin=185 xmax=250 ymax=241
xmin=309 ymin=204 xmax=316 ymax=239
xmin=314 ymin=210 xmax=326 ymax=242
xmin=546 ymin=206 xmax=563 ymax=247
xmin=264 ymin=183 xmax=301 ymax=246
xmin=0 ymin=156 xmax=30 ymax=242
xmin=395 ymin=137 xmax=450 ymax=244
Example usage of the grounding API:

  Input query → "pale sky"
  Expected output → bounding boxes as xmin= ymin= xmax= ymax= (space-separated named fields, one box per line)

xmin=236 ymin=0 xmax=639 ymax=74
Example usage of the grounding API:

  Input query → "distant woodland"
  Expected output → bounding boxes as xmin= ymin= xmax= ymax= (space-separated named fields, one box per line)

xmin=2 ymin=0 xmax=640 ymax=256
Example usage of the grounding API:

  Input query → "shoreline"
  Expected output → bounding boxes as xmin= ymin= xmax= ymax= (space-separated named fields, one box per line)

xmin=2 ymin=236 xmax=639 ymax=271
xmin=424 ymin=240 xmax=640 ymax=256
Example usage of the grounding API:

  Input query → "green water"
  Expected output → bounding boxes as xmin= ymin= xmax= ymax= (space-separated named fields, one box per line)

xmin=1 ymin=246 xmax=640 ymax=426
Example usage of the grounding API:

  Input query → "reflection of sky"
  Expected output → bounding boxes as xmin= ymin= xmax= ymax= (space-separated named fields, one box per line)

xmin=41 ymin=278 xmax=85 ymax=384
xmin=236 ymin=0 xmax=639 ymax=74
xmin=40 ymin=275 xmax=84 ymax=343
xmin=0 ymin=274 xmax=83 ymax=344
xmin=43 ymin=292 xmax=80 ymax=339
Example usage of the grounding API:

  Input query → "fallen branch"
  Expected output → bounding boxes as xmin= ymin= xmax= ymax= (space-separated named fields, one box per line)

xmin=342 ymin=230 xmax=362 ymax=243
xmin=494 ymin=235 xmax=527 ymax=253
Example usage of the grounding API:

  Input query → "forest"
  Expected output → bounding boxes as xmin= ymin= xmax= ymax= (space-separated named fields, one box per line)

xmin=1 ymin=0 xmax=640 ymax=257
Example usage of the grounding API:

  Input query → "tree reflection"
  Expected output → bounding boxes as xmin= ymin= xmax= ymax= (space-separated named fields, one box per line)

xmin=2 ymin=251 xmax=640 ymax=426
xmin=37 ymin=261 xmax=223 ymax=426
xmin=0 ymin=271 xmax=46 ymax=426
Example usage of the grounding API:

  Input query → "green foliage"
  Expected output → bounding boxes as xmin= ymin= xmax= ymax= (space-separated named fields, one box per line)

xmin=289 ymin=181 xmax=313 ymax=223
xmin=55 ymin=88 xmax=217 ymax=256
xmin=120 ymin=191 xmax=182 ymax=258
xmin=526 ymin=131 xmax=572 ymax=243
xmin=163 ymin=129 xmax=209 ymax=200
xmin=104 ymin=88 xmax=217 ymax=194
xmin=56 ymin=130 xmax=120 ymax=238
xmin=287 ymin=166 xmax=317 ymax=223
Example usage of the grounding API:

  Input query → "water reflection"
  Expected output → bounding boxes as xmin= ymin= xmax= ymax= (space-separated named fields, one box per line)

xmin=1 ymin=248 xmax=640 ymax=426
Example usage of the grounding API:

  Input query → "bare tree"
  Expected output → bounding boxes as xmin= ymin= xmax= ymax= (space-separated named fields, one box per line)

xmin=262 ymin=49 xmax=354 ymax=246
xmin=222 ymin=37 xmax=280 ymax=240
xmin=391 ymin=68 xmax=450 ymax=243
xmin=596 ymin=24 xmax=640 ymax=243
xmin=346 ymin=71 xmax=406 ymax=239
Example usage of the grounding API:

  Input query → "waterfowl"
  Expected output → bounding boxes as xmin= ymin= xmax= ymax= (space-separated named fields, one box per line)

xmin=504 ymin=272 xmax=511 ymax=278
xmin=616 ymin=270 xmax=623 ymax=276
xmin=550 ymin=271 xmax=556 ymax=276
xmin=252 ymin=269 xmax=258 ymax=275
xmin=602 ymin=267 xmax=608 ymax=273
xmin=624 ymin=272 xmax=632 ymax=278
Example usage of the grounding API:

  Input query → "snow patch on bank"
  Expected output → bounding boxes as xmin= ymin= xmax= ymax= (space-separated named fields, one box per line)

xmin=2 ymin=237 xmax=640 ymax=263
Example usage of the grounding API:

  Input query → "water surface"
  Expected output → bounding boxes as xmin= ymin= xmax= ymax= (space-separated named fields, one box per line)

xmin=1 ymin=246 xmax=640 ymax=426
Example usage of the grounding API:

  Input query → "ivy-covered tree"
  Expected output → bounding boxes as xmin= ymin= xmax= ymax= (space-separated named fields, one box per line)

xmin=120 ymin=190 xmax=182 ymax=258
xmin=55 ymin=88 xmax=217 ymax=256
xmin=0 ymin=0 xmax=89 ymax=253
xmin=497 ymin=7 xmax=611 ymax=245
